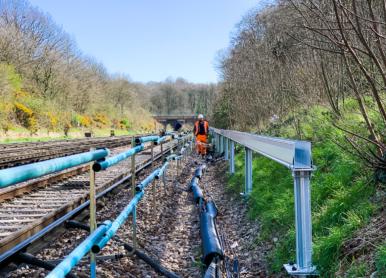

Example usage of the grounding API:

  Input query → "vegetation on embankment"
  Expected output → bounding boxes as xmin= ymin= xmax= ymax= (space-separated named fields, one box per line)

xmin=227 ymin=106 xmax=385 ymax=277
xmin=0 ymin=1 xmax=217 ymax=139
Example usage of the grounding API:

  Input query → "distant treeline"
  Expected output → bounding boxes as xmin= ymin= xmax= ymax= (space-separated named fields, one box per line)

xmin=0 ymin=0 xmax=217 ymax=136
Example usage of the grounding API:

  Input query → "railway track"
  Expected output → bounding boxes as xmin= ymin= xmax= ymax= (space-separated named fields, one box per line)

xmin=0 ymin=138 xmax=179 ymax=268
xmin=0 ymin=135 xmax=147 ymax=169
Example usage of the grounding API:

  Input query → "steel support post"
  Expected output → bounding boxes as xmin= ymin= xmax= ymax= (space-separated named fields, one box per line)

xmin=161 ymin=142 xmax=164 ymax=161
xmin=284 ymin=170 xmax=316 ymax=276
xmin=219 ymin=135 xmax=223 ymax=154
xmin=89 ymin=149 xmax=97 ymax=278
xmin=244 ymin=147 xmax=252 ymax=195
xmin=224 ymin=137 xmax=229 ymax=160
xmin=127 ymin=137 xmax=137 ymax=256
xmin=131 ymin=137 xmax=136 ymax=196
xmin=229 ymin=140 xmax=235 ymax=174
xmin=214 ymin=134 xmax=218 ymax=153
xmin=151 ymin=142 xmax=156 ymax=209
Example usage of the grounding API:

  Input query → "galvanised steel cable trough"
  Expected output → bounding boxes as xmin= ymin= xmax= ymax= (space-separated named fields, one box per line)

xmin=211 ymin=127 xmax=317 ymax=276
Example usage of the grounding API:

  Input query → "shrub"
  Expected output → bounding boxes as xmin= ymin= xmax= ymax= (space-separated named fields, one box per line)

xmin=14 ymin=102 xmax=37 ymax=134
xmin=119 ymin=118 xmax=132 ymax=129
xmin=93 ymin=113 xmax=109 ymax=128
xmin=79 ymin=115 xmax=92 ymax=128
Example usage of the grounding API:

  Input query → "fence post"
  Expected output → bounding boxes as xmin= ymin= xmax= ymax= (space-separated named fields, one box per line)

xmin=229 ymin=140 xmax=235 ymax=174
xmin=244 ymin=147 xmax=252 ymax=195
xmin=89 ymin=148 xmax=97 ymax=278
xmin=284 ymin=169 xmax=315 ymax=275
xmin=224 ymin=137 xmax=229 ymax=160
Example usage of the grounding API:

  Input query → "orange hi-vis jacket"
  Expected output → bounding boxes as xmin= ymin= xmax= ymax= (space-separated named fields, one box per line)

xmin=194 ymin=120 xmax=209 ymax=136
xmin=194 ymin=120 xmax=209 ymax=155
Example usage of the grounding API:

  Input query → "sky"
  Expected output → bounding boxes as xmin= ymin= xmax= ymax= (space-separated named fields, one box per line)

xmin=29 ymin=0 xmax=266 ymax=83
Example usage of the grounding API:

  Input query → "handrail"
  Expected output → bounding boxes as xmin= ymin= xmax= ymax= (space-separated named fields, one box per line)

xmin=0 ymin=148 xmax=109 ymax=188
xmin=210 ymin=127 xmax=312 ymax=170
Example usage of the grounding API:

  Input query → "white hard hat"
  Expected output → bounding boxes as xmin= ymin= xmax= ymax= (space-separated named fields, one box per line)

xmin=198 ymin=114 xmax=204 ymax=119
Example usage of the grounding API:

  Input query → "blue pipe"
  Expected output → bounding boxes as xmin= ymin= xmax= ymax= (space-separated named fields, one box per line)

xmin=194 ymin=164 xmax=206 ymax=179
xmin=135 ymin=136 xmax=159 ymax=145
xmin=200 ymin=201 xmax=224 ymax=266
xmin=165 ymin=154 xmax=178 ymax=161
xmin=165 ymin=131 xmax=176 ymax=138
xmin=93 ymin=145 xmax=144 ymax=171
xmin=92 ymin=192 xmax=144 ymax=253
xmin=135 ymin=168 xmax=160 ymax=192
xmin=46 ymin=220 xmax=112 ymax=278
xmin=156 ymin=162 xmax=169 ymax=179
xmin=173 ymin=155 xmax=183 ymax=161
xmin=190 ymin=177 xmax=203 ymax=204
xmin=155 ymin=136 xmax=168 ymax=145
xmin=0 ymin=149 xmax=109 ymax=188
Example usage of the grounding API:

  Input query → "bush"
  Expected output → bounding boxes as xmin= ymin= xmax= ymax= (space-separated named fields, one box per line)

xmin=79 ymin=115 xmax=92 ymax=128
xmin=119 ymin=118 xmax=132 ymax=129
xmin=93 ymin=113 xmax=109 ymax=127
xmin=14 ymin=102 xmax=37 ymax=134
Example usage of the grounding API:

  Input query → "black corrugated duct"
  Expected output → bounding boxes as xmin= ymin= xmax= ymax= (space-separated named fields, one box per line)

xmin=194 ymin=164 xmax=206 ymax=179
xmin=200 ymin=200 xmax=224 ymax=266
xmin=190 ymin=177 xmax=203 ymax=204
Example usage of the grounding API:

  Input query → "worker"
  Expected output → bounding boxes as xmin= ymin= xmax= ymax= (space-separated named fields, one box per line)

xmin=193 ymin=114 xmax=209 ymax=156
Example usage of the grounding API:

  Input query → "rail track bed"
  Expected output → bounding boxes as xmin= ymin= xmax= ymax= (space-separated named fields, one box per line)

xmin=6 ymin=155 xmax=263 ymax=277
xmin=0 ymin=135 xmax=144 ymax=169
xmin=0 ymin=140 xmax=175 ymax=266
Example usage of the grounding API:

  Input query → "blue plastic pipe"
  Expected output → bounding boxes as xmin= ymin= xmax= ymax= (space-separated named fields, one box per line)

xmin=155 ymin=136 xmax=168 ymax=145
xmin=135 ymin=136 xmax=159 ymax=144
xmin=46 ymin=220 xmax=112 ymax=278
xmin=155 ymin=162 xmax=169 ymax=179
xmin=92 ymin=191 xmax=144 ymax=253
xmin=190 ymin=177 xmax=203 ymax=204
xmin=135 ymin=168 xmax=160 ymax=192
xmin=165 ymin=154 xmax=178 ymax=161
xmin=0 ymin=149 xmax=109 ymax=188
xmin=93 ymin=145 xmax=144 ymax=171
xmin=200 ymin=201 xmax=224 ymax=266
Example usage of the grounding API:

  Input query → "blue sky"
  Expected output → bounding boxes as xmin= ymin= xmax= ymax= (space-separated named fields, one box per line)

xmin=29 ymin=0 xmax=266 ymax=83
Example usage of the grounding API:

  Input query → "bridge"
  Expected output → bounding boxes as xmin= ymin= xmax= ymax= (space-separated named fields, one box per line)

xmin=152 ymin=114 xmax=196 ymax=128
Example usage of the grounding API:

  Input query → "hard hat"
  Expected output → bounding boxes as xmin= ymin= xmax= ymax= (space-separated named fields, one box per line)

xmin=198 ymin=114 xmax=204 ymax=119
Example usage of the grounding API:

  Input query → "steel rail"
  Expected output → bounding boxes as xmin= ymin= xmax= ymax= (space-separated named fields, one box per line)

xmin=0 ymin=142 xmax=177 ymax=266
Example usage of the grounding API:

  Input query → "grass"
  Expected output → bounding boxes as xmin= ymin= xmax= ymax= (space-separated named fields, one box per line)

xmin=226 ymin=106 xmax=381 ymax=277
xmin=376 ymin=244 xmax=386 ymax=277
xmin=0 ymin=127 xmax=146 ymax=143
